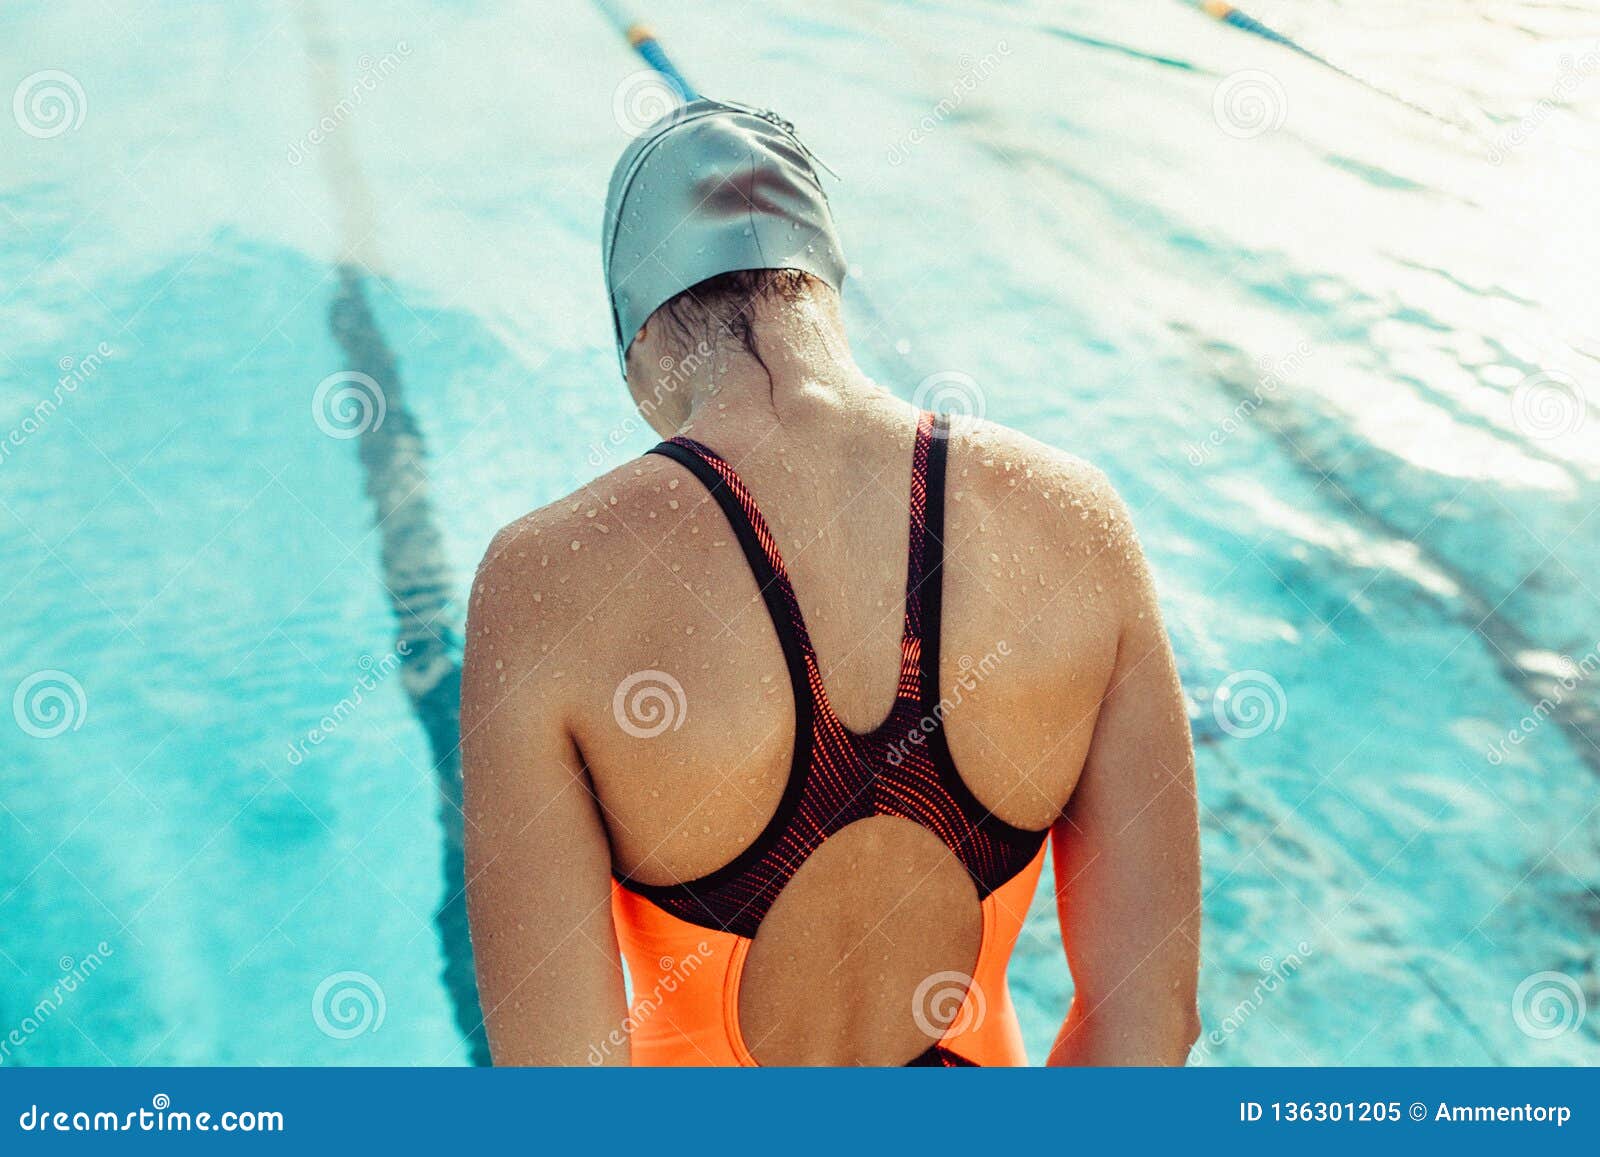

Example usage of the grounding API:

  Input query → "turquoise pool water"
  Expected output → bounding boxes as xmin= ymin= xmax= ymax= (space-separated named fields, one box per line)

xmin=2 ymin=0 xmax=1597 ymax=1065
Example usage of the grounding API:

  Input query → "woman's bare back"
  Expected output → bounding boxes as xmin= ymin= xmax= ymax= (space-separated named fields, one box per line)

xmin=463 ymin=392 xmax=1199 ymax=1065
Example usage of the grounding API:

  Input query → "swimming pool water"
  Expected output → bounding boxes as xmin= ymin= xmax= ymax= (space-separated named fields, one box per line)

xmin=2 ymin=0 xmax=1597 ymax=1065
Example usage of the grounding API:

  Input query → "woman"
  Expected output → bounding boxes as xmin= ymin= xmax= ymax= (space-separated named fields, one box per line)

xmin=462 ymin=100 xmax=1200 ymax=1065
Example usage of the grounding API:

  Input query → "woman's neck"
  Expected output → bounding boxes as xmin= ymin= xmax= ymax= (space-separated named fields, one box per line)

xmin=658 ymin=291 xmax=888 ymax=438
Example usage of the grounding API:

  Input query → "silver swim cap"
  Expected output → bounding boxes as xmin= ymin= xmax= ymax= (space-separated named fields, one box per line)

xmin=601 ymin=98 xmax=848 ymax=376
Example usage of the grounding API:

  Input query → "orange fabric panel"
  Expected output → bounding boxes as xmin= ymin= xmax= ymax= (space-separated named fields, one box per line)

xmin=611 ymin=883 xmax=746 ymax=1066
xmin=610 ymin=836 xmax=1050 ymax=1066
xmin=938 ymin=842 xmax=1048 ymax=1065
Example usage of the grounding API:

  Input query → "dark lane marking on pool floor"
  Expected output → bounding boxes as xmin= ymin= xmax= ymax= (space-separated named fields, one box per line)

xmin=327 ymin=267 xmax=488 ymax=1065
xmin=297 ymin=0 xmax=488 ymax=1064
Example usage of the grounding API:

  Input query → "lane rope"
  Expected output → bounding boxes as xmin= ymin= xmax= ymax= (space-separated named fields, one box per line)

xmin=1182 ymin=0 xmax=1487 ymax=138
xmin=592 ymin=0 xmax=698 ymax=100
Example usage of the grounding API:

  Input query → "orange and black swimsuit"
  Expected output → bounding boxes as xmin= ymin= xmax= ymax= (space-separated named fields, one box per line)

xmin=612 ymin=412 xmax=1050 ymax=1065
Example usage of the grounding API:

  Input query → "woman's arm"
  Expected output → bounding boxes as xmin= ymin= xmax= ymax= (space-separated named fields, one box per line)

xmin=461 ymin=529 xmax=627 ymax=1065
xmin=1048 ymin=518 xmax=1201 ymax=1066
